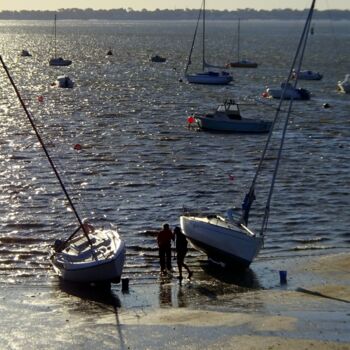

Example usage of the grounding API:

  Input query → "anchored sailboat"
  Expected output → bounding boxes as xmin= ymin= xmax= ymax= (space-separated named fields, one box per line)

xmin=49 ymin=14 xmax=72 ymax=67
xmin=0 ymin=56 xmax=125 ymax=284
xmin=180 ymin=0 xmax=317 ymax=269
xmin=185 ymin=0 xmax=233 ymax=85
xmin=227 ymin=18 xmax=258 ymax=68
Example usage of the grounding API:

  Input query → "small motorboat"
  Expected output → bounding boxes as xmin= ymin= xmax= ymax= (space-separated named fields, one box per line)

xmin=337 ymin=74 xmax=350 ymax=93
xmin=194 ymin=99 xmax=271 ymax=133
xmin=49 ymin=57 xmax=72 ymax=66
xmin=20 ymin=49 xmax=32 ymax=57
xmin=55 ymin=75 xmax=74 ymax=88
xmin=150 ymin=55 xmax=166 ymax=63
xmin=292 ymin=69 xmax=322 ymax=80
xmin=265 ymin=82 xmax=310 ymax=100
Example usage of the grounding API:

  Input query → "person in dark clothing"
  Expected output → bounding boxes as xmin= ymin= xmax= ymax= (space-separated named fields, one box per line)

xmin=174 ymin=226 xmax=192 ymax=281
xmin=157 ymin=223 xmax=174 ymax=273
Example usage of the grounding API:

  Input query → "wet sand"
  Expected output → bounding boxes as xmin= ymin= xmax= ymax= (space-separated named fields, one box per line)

xmin=1 ymin=253 xmax=350 ymax=349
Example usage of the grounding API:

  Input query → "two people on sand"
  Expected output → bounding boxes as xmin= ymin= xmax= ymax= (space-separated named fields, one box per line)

xmin=157 ymin=223 xmax=192 ymax=281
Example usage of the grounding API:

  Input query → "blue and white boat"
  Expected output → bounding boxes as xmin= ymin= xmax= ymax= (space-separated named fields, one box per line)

xmin=195 ymin=99 xmax=271 ymax=133
xmin=184 ymin=0 xmax=233 ymax=85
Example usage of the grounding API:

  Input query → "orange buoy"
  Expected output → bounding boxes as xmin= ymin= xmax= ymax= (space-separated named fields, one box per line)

xmin=262 ymin=91 xmax=269 ymax=98
xmin=37 ymin=95 xmax=44 ymax=102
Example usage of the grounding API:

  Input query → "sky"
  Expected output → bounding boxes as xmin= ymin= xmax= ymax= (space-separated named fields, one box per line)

xmin=0 ymin=0 xmax=348 ymax=11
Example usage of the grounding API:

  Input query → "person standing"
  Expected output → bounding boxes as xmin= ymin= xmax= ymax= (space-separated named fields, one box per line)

xmin=174 ymin=226 xmax=192 ymax=281
xmin=157 ymin=223 xmax=174 ymax=273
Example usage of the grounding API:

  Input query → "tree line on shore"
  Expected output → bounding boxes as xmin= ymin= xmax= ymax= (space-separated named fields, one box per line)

xmin=0 ymin=8 xmax=349 ymax=21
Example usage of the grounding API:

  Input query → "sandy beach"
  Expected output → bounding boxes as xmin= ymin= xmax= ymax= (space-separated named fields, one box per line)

xmin=0 ymin=252 xmax=349 ymax=349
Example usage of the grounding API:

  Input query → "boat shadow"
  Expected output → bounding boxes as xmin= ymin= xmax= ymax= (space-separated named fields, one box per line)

xmin=199 ymin=260 xmax=262 ymax=290
xmin=58 ymin=279 xmax=121 ymax=309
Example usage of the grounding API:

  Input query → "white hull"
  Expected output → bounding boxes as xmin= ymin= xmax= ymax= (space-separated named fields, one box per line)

xmin=186 ymin=72 xmax=233 ymax=85
xmin=55 ymin=75 xmax=74 ymax=88
xmin=180 ymin=215 xmax=263 ymax=268
xmin=51 ymin=229 xmax=125 ymax=283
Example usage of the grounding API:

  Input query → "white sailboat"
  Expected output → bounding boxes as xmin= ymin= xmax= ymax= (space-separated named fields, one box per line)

xmin=227 ymin=19 xmax=258 ymax=68
xmin=0 ymin=56 xmax=125 ymax=284
xmin=49 ymin=14 xmax=72 ymax=67
xmin=185 ymin=0 xmax=233 ymax=85
xmin=180 ymin=0 xmax=317 ymax=269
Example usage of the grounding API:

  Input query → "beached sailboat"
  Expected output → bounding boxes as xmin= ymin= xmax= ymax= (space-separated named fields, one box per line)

xmin=180 ymin=0 xmax=317 ymax=269
xmin=0 ymin=55 xmax=125 ymax=284
xmin=185 ymin=0 xmax=233 ymax=85
xmin=49 ymin=14 xmax=72 ymax=67
xmin=227 ymin=19 xmax=258 ymax=68
xmin=193 ymin=99 xmax=271 ymax=133
xmin=265 ymin=82 xmax=311 ymax=100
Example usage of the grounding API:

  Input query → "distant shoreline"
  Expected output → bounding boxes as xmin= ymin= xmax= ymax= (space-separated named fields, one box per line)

xmin=0 ymin=9 xmax=350 ymax=21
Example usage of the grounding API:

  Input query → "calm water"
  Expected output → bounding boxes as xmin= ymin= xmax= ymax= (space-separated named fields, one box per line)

xmin=0 ymin=19 xmax=349 ymax=289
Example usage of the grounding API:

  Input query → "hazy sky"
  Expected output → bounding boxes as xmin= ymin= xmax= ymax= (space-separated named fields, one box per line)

xmin=0 ymin=0 xmax=348 ymax=11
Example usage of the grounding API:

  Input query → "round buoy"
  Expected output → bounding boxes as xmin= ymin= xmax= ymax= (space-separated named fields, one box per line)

xmin=322 ymin=103 xmax=330 ymax=109
xmin=262 ymin=91 xmax=269 ymax=98
xmin=179 ymin=78 xmax=183 ymax=83
xmin=74 ymin=144 xmax=82 ymax=151
xmin=187 ymin=116 xmax=195 ymax=124
xmin=37 ymin=95 xmax=44 ymax=102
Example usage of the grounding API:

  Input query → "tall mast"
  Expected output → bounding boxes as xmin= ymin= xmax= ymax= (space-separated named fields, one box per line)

xmin=202 ymin=0 xmax=206 ymax=71
xmin=240 ymin=0 xmax=316 ymax=231
xmin=54 ymin=14 xmax=57 ymax=58
xmin=237 ymin=18 xmax=240 ymax=62
xmin=0 ymin=55 xmax=93 ymax=246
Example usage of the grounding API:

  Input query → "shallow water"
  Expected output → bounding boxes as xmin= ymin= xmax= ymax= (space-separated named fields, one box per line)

xmin=0 ymin=19 xmax=349 ymax=290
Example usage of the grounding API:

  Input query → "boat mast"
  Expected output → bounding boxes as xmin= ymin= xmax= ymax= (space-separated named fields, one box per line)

xmin=237 ymin=18 xmax=240 ymax=62
xmin=0 ymin=55 xmax=94 ymax=247
xmin=202 ymin=0 xmax=206 ymax=71
xmin=259 ymin=0 xmax=316 ymax=236
xmin=54 ymin=14 xmax=57 ymax=58
xmin=241 ymin=0 xmax=316 ymax=231
xmin=184 ymin=1 xmax=203 ymax=76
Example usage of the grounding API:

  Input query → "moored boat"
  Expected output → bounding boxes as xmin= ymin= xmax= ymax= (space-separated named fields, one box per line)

xmin=55 ymin=75 xmax=74 ymax=88
xmin=265 ymin=82 xmax=311 ymax=100
xmin=337 ymin=74 xmax=350 ymax=93
xmin=292 ymin=69 xmax=322 ymax=80
xmin=194 ymin=99 xmax=271 ymax=133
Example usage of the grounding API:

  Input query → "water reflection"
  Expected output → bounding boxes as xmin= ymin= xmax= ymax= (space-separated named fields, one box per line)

xmin=159 ymin=277 xmax=172 ymax=307
xmin=200 ymin=261 xmax=261 ymax=290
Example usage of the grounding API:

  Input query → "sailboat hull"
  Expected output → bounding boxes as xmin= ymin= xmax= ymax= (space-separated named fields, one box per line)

xmin=186 ymin=72 xmax=233 ymax=85
xmin=50 ymin=229 xmax=126 ymax=283
xmin=180 ymin=215 xmax=263 ymax=268
xmin=228 ymin=61 xmax=258 ymax=68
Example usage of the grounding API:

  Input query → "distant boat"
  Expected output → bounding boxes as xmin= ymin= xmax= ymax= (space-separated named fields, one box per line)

xmin=184 ymin=0 xmax=233 ymax=85
xmin=20 ymin=49 xmax=32 ymax=57
xmin=265 ymin=82 xmax=311 ymax=100
xmin=49 ymin=14 xmax=72 ymax=67
xmin=0 ymin=55 xmax=126 ymax=285
xmin=337 ymin=74 xmax=350 ymax=93
xmin=194 ymin=99 xmax=271 ymax=133
xmin=55 ymin=75 xmax=74 ymax=88
xmin=150 ymin=55 xmax=166 ymax=63
xmin=227 ymin=19 xmax=258 ymax=68
xmin=292 ymin=69 xmax=322 ymax=80
xmin=180 ymin=0 xmax=317 ymax=269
